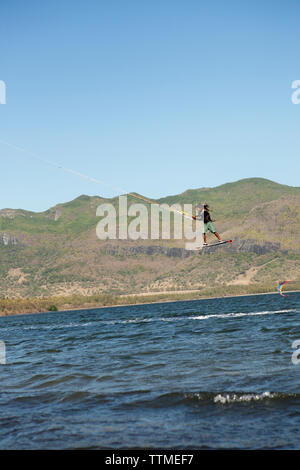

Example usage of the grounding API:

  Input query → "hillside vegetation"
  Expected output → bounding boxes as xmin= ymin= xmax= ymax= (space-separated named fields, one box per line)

xmin=0 ymin=178 xmax=299 ymax=312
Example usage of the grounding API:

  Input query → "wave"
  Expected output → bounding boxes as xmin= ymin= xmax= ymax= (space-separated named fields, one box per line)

xmin=187 ymin=390 xmax=300 ymax=405
xmin=106 ymin=308 xmax=295 ymax=324
xmin=213 ymin=392 xmax=280 ymax=404
xmin=122 ymin=390 xmax=300 ymax=409
xmin=191 ymin=309 xmax=295 ymax=321
xmin=11 ymin=308 xmax=296 ymax=332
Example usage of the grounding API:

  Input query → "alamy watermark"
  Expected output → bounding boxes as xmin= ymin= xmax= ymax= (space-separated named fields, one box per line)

xmin=95 ymin=195 xmax=204 ymax=250
xmin=291 ymin=80 xmax=300 ymax=104
xmin=292 ymin=340 xmax=300 ymax=365
xmin=0 ymin=341 xmax=6 ymax=364
xmin=0 ymin=80 xmax=6 ymax=104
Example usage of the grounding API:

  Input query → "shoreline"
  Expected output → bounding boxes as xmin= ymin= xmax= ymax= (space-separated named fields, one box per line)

xmin=1 ymin=288 xmax=299 ymax=318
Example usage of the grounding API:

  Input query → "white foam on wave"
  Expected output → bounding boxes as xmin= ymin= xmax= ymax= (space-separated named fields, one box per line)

xmin=22 ymin=322 xmax=92 ymax=330
xmin=111 ymin=308 xmax=295 ymax=325
xmin=214 ymin=391 xmax=276 ymax=404
xmin=191 ymin=309 xmax=294 ymax=321
xmin=19 ymin=308 xmax=296 ymax=331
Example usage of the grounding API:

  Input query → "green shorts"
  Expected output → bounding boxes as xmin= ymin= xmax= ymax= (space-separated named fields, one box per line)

xmin=203 ymin=221 xmax=216 ymax=234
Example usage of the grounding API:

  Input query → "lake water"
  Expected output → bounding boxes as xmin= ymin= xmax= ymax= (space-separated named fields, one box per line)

xmin=0 ymin=292 xmax=300 ymax=449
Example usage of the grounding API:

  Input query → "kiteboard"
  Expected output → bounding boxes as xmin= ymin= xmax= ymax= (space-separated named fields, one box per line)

xmin=194 ymin=240 xmax=232 ymax=250
xmin=203 ymin=239 xmax=232 ymax=248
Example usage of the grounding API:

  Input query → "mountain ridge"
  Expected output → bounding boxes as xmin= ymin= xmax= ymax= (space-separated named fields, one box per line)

xmin=1 ymin=177 xmax=300 ymax=215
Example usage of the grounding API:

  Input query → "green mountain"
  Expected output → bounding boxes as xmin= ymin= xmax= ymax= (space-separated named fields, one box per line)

xmin=0 ymin=177 xmax=300 ymax=299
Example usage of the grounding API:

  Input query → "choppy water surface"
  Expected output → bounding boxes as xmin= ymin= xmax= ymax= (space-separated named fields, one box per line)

xmin=0 ymin=292 xmax=300 ymax=449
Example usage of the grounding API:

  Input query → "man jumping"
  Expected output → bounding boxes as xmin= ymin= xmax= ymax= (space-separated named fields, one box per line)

xmin=196 ymin=204 xmax=222 ymax=246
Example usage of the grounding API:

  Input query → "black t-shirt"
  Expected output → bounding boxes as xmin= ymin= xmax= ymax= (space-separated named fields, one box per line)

xmin=204 ymin=210 xmax=212 ymax=223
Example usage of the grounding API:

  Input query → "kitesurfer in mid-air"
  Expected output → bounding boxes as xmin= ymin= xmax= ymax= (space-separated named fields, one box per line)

xmin=196 ymin=204 xmax=222 ymax=246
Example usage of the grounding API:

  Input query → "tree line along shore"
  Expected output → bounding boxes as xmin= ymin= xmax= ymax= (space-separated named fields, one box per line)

xmin=0 ymin=282 xmax=299 ymax=316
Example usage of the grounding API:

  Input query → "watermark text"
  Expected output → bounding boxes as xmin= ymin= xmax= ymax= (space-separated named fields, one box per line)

xmin=96 ymin=196 xmax=204 ymax=250
xmin=0 ymin=341 xmax=6 ymax=364
xmin=291 ymin=80 xmax=300 ymax=104
xmin=0 ymin=80 xmax=6 ymax=104
xmin=292 ymin=340 xmax=300 ymax=365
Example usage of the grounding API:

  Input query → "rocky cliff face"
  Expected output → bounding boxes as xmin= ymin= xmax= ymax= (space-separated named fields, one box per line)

xmin=205 ymin=238 xmax=283 ymax=255
xmin=45 ymin=208 xmax=63 ymax=221
xmin=101 ymin=245 xmax=194 ymax=258
xmin=99 ymin=238 xmax=283 ymax=258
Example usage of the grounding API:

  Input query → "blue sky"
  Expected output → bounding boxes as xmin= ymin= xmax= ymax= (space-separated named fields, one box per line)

xmin=1 ymin=0 xmax=300 ymax=211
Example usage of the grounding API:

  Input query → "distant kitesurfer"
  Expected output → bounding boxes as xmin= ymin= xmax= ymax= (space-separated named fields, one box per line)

xmin=196 ymin=204 xmax=222 ymax=246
